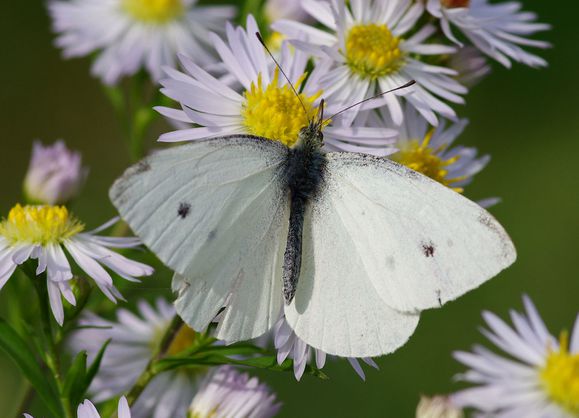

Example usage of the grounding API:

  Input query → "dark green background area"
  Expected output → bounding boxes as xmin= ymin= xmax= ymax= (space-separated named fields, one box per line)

xmin=0 ymin=1 xmax=577 ymax=417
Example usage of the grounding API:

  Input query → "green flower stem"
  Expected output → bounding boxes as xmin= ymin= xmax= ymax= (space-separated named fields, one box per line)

xmin=30 ymin=275 xmax=74 ymax=418
xmin=240 ymin=0 xmax=265 ymax=25
xmin=125 ymin=315 xmax=184 ymax=408
xmin=103 ymin=76 xmax=158 ymax=163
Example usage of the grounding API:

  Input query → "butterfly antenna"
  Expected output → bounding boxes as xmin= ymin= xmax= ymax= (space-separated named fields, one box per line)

xmin=324 ymin=80 xmax=416 ymax=123
xmin=317 ymin=99 xmax=325 ymax=125
xmin=255 ymin=32 xmax=311 ymax=123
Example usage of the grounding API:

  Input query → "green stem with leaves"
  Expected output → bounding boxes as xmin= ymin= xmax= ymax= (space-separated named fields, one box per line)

xmin=125 ymin=315 xmax=184 ymax=407
xmin=29 ymin=273 xmax=74 ymax=418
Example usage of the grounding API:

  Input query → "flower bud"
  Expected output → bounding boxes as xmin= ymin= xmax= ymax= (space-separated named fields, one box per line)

xmin=416 ymin=396 xmax=464 ymax=418
xmin=24 ymin=140 xmax=87 ymax=205
xmin=450 ymin=46 xmax=491 ymax=87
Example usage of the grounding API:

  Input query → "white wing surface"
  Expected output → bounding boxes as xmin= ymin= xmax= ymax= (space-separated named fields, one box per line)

xmin=284 ymin=193 xmax=421 ymax=357
xmin=285 ymin=152 xmax=515 ymax=356
xmin=110 ymin=136 xmax=290 ymax=342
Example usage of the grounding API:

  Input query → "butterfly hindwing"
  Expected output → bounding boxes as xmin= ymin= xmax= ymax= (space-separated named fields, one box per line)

xmin=284 ymin=152 xmax=515 ymax=356
xmin=110 ymin=136 xmax=290 ymax=341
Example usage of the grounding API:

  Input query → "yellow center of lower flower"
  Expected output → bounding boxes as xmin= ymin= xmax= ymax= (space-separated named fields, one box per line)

xmin=122 ymin=0 xmax=184 ymax=23
xmin=540 ymin=331 xmax=579 ymax=415
xmin=267 ymin=32 xmax=286 ymax=52
xmin=392 ymin=132 xmax=464 ymax=192
xmin=345 ymin=24 xmax=404 ymax=80
xmin=0 ymin=204 xmax=84 ymax=245
xmin=166 ymin=325 xmax=198 ymax=356
xmin=242 ymin=69 xmax=322 ymax=147
xmin=441 ymin=0 xmax=470 ymax=8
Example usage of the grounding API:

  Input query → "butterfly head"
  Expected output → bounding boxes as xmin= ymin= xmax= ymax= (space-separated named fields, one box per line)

xmin=297 ymin=98 xmax=327 ymax=149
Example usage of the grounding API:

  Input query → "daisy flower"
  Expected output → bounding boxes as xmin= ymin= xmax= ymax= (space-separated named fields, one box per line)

xmin=156 ymin=15 xmax=399 ymax=156
xmin=25 ymin=397 xmax=131 ymax=418
xmin=416 ymin=395 xmax=464 ymax=418
xmin=0 ymin=204 xmax=153 ymax=325
xmin=49 ymin=0 xmax=236 ymax=85
xmin=188 ymin=366 xmax=281 ymax=418
xmin=452 ymin=295 xmax=579 ymax=417
xmin=273 ymin=316 xmax=378 ymax=381
xmin=426 ymin=0 xmax=550 ymax=68
xmin=272 ymin=0 xmax=467 ymax=126
xmin=367 ymin=103 xmax=490 ymax=196
xmin=70 ymin=298 xmax=202 ymax=418
xmin=24 ymin=140 xmax=88 ymax=205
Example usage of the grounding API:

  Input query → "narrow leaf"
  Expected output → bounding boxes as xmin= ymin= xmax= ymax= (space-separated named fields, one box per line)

xmin=0 ymin=319 xmax=63 ymax=416
xmin=79 ymin=339 xmax=111 ymax=400
xmin=63 ymin=351 xmax=87 ymax=407
xmin=155 ymin=354 xmax=329 ymax=380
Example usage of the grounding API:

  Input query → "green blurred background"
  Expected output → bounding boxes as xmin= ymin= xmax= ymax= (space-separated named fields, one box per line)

xmin=0 ymin=0 xmax=577 ymax=417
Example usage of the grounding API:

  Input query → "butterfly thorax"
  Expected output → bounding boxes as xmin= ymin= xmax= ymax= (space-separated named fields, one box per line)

xmin=282 ymin=123 xmax=327 ymax=304
xmin=287 ymin=124 xmax=326 ymax=202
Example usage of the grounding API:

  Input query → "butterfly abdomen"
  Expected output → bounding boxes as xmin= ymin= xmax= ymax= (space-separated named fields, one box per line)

xmin=282 ymin=141 xmax=326 ymax=304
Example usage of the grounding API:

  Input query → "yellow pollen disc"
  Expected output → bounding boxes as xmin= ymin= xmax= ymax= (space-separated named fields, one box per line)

xmin=267 ymin=32 xmax=286 ymax=53
xmin=345 ymin=24 xmax=404 ymax=80
xmin=392 ymin=132 xmax=465 ymax=192
xmin=0 ymin=204 xmax=84 ymax=245
xmin=242 ymin=69 xmax=322 ymax=147
xmin=441 ymin=0 xmax=470 ymax=8
xmin=540 ymin=331 xmax=579 ymax=415
xmin=122 ymin=0 xmax=184 ymax=23
xmin=166 ymin=325 xmax=198 ymax=356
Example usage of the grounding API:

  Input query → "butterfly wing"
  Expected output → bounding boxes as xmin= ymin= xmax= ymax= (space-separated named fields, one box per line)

xmin=110 ymin=136 xmax=290 ymax=342
xmin=284 ymin=152 xmax=515 ymax=357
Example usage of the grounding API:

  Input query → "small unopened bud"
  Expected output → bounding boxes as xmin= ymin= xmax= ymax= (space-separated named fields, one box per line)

xmin=450 ymin=46 xmax=491 ymax=87
xmin=24 ymin=140 xmax=87 ymax=205
xmin=416 ymin=396 xmax=464 ymax=418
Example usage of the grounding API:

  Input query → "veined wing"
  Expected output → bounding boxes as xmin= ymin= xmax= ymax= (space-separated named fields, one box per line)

xmin=110 ymin=136 xmax=290 ymax=341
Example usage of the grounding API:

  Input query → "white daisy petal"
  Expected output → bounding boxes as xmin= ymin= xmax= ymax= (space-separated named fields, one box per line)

xmin=276 ymin=0 xmax=467 ymax=124
xmin=453 ymin=296 xmax=578 ymax=417
xmin=49 ymin=0 xmax=236 ymax=84
xmin=70 ymin=299 xmax=204 ymax=418
xmin=427 ymin=0 xmax=550 ymax=68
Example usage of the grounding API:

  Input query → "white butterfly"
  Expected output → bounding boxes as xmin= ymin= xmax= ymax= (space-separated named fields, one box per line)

xmin=110 ymin=118 xmax=516 ymax=358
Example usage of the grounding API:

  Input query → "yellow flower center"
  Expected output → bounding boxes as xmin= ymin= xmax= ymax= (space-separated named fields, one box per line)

xmin=392 ymin=132 xmax=464 ymax=192
xmin=122 ymin=0 xmax=184 ymax=23
xmin=166 ymin=325 xmax=198 ymax=356
xmin=267 ymin=32 xmax=286 ymax=53
xmin=242 ymin=69 xmax=322 ymax=147
xmin=0 ymin=204 xmax=84 ymax=245
xmin=345 ymin=24 xmax=404 ymax=80
xmin=441 ymin=0 xmax=470 ymax=8
xmin=540 ymin=331 xmax=579 ymax=415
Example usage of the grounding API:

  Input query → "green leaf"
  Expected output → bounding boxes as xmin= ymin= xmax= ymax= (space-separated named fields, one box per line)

xmin=84 ymin=339 xmax=110 ymax=393
xmin=155 ymin=354 xmax=329 ymax=380
xmin=63 ymin=351 xmax=87 ymax=407
xmin=0 ymin=318 xmax=63 ymax=417
xmin=65 ymin=339 xmax=110 ymax=407
xmin=183 ymin=343 xmax=267 ymax=358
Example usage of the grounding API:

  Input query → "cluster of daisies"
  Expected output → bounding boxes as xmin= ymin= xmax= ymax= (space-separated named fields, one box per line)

xmin=2 ymin=0 xmax=576 ymax=417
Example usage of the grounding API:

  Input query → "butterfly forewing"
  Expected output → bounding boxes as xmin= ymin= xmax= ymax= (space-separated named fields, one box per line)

xmin=110 ymin=136 xmax=291 ymax=341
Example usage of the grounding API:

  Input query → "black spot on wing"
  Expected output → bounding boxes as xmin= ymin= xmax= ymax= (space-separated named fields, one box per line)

xmin=422 ymin=241 xmax=435 ymax=257
xmin=135 ymin=160 xmax=151 ymax=174
xmin=208 ymin=229 xmax=217 ymax=241
xmin=178 ymin=202 xmax=191 ymax=219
